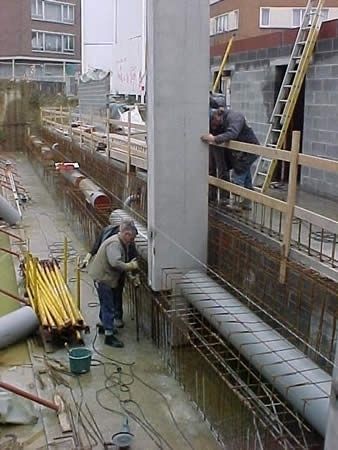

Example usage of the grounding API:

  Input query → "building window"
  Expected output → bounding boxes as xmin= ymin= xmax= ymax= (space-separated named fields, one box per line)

xmin=292 ymin=8 xmax=306 ymax=27
xmin=31 ymin=0 xmax=75 ymax=24
xmin=63 ymin=35 xmax=74 ymax=52
xmin=216 ymin=14 xmax=228 ymax=34
xmin=260 ymin=8 xmax=270 ymax=27
xmin=32 ymin=30 xmax=75 ymax=53
xmin=45 ymin=33 xmax=62 ymax=52
xmin=211 ymin=10 xmax=239 ymax=36
xmin=62 ymin=4 xmax=75 ymax=23
xmin=45 ymin=2 xmax=62 ymax=22
xmin=292 ymin=7 xmax=329 ymax=27
xmin=31 ymin=0 xmax=43 ymax=19
xmin=230 ymin=10 xmax=239 ymax=31
xmin=31 ymin=31 xmax=44 ymax=50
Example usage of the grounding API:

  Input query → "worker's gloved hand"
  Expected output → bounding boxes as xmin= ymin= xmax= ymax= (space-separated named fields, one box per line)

xmin=128 ymin=273 xmax=141 ymax=288
xmin=80 ymin=253 xmax=92 ymax=269
xmin=126 ymin=258 xmax=139 ymax=272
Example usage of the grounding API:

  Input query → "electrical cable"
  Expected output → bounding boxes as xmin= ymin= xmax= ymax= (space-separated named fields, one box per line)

xmin=90 ymin=328 xmax=195 ymax=449
xmin=45 ymin=358 xmax=104 ymax=447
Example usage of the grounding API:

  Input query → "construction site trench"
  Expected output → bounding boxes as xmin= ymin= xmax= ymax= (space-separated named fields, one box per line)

xmin=21 ymin=127 xmax=338 ymax=450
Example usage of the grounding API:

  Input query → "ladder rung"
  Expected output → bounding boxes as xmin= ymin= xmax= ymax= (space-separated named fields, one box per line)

xmin=257 ymin=172 xmax=268 ymax=177
xmin=297 ymin=41 xmax=307 ymax=45
xmin=273 ymin=113 xmax=283 ymax=117
xmin=279 ymin=99 xmax=288 ymax=103
xmin=271 ymin=129 xmax=281 ymax=133
xmin=283 ymin=84 xmax=292 ymax=88
xmin=267 ymin=144 xmax=277 ymax=148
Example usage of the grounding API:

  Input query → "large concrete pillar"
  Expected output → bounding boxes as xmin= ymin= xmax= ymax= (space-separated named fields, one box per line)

xmin=147 ymin=0 xmax=209 ymax=291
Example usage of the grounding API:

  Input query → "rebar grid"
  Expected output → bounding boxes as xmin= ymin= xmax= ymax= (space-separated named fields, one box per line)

xmin=147 ymin=291 xmax=323 ymax=450
xmin=210 ymin=199 xmax=337 ymax=269
xmin=208 ymin=213 xmax=338 ymax=371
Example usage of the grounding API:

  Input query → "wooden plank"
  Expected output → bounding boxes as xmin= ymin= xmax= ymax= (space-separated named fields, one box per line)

xmin=208 ymin=176 xmax=287 ymax=213
xmin=214 ymin=140 xmax=338 ymax=173
xmin=222 ymin=140 xmax=292 ymax=162
xmin=279 ymin=132 xmax=300 ymax=284
xmin=299 ymin=153 xmax=338 ymax=173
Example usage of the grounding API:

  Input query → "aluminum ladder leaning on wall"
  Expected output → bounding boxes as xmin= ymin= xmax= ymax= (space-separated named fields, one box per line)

xmin=253 ymin=0 xmax=325 ymax=192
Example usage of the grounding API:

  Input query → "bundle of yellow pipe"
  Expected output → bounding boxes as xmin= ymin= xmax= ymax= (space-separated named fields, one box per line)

xmin=24 ymin=253 xmax=85 ymax=332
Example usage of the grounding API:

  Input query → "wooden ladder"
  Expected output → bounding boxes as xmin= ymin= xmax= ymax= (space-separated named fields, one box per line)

xmin=253 ymin=0 xmax=325 ymax=192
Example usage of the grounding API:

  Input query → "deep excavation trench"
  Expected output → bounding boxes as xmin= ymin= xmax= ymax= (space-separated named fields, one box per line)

xmin=24 ymin=131 xmax=338 ymax=449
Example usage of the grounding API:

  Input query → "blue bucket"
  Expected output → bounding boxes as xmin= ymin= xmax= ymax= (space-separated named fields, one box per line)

xmin=68 ymin=347 xmax=92 ymax=374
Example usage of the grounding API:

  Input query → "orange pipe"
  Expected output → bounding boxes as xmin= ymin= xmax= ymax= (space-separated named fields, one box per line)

xmin=0 ymin=380 xmax=59 ymax=412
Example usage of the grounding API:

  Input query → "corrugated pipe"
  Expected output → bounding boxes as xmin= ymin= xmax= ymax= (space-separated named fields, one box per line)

xmin=61 ymin=170 xmax=112 ymax=210
xmin=109 ymin=209 xmax=331 ymax=437
xmin=0 ymin=194 xmax=20 ymax=225
xmin=0 ymin=306 xmax=39 ymax=349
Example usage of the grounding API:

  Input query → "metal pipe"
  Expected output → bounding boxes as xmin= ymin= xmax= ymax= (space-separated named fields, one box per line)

xmin=0 ymin=288 xmax=27 ymax=305
xmin=109 ymin=208 xmax=331 ymax=438
xmin=0 ymin=380 xmax=59 ymax=412
xmin=0 ymin=306 xmax=39 ymax=349
xmin=61 ymin=170 xmax=111 ymax=210
xmin=0 ymin=194 xmax=20 ymax=225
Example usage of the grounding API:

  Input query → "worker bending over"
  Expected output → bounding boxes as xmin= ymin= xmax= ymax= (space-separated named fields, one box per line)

xmin=81 ymin=221 xmax=138 ymax=328
xmin=202 ymin=108 xmax=259 ymax=209
xmin=88 ymin=220 xmax=139 ymax=348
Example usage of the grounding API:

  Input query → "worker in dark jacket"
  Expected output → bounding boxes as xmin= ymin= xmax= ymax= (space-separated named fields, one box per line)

xmin=208 ymin=116 xmax=232 ymax=203
xmin=202 ymin=109 xmax=259 ymax=195
xmin=82 ymin=221 xmax=138 ymax=330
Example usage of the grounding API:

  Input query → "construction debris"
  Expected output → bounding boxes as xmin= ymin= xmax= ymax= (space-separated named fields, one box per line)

xmin=0 ymin=389 xmax=38 ymax=425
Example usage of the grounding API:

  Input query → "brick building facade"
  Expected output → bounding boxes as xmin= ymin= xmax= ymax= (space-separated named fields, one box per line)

xmin=0 ymin=0 xmax=81 ymax=83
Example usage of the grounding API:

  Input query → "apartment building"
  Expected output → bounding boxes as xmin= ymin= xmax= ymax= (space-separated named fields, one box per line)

xmin=0 ymin=0 xmax=81 ymax=83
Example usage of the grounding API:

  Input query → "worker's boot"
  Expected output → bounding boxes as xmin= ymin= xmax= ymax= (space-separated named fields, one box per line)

xmin=104 ymin=335 xmax=124 ymax=348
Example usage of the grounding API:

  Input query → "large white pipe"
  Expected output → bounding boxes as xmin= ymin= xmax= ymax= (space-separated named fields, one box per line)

xmin=177 ymin=271 xmax=331 ymax=437
xmin=0 ymin=194 xmax=20 ymax=225
xmin=109 ymin=209 xmax=332 ymax=437
xmin=0 ymin=306 xmax=39 ymax=349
